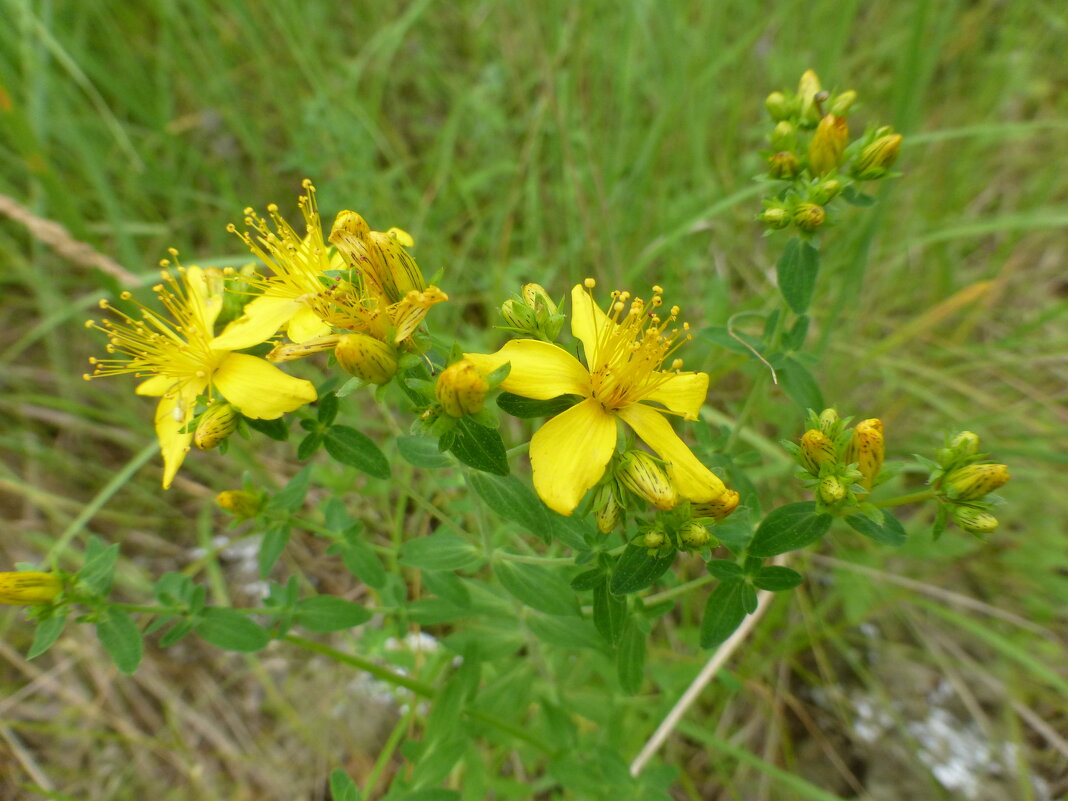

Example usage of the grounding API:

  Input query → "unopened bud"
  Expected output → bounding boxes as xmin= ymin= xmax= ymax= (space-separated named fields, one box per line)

xmin=811 ymin=179 xmax=843 ymax=205
xmin=642 ymin=528 xmax=666 ymax=550
xmin=769 ymin=151 xmax=800 ymax=180
xmin=593 ymin=483 xmax=621 ymax=534
xmin=808 ymin=114 xmax=849 ymax=176
xmin=522 ymin=283 xmax=557 ymax=316
xmin=759 ymin=207 xmax=790 ymax=229
xmin=950 ymin=431 xmax=980 ymax=457
xmin=943 ymin=464 xmax=1010 ymax=501
xmin=692 ymin=489 xmax=741 ymax=522
xmin=800 ymin=429 xmax=837 ymax=475
xmin=335 ymin=333 xmax=398 ymax=385
xmin=818 ymin=475 xmax=847 ymax=505
xmin=829 ymin=90 xmax=858 ymax=116
xmin=818 ymin=408 xmax=840 ymax=435
xmin=951 ymin=506 xmax=999 ymax=535
xmin=194 ymin=403 xmax=239 ymax=450
xmin=770 ymin=120 xmax=797 ymax=151
xmin=436 ymin=359 xmax=489 ymax=418
xmin=798 ymin=70 xmax=823 ymax=126
xmin=216 ymin=490 xmax=263 ymax=521
xmin=765 ymin=91 xmax=790 ymax=120
xmin=679 ymin=521 xmax=712 ymax=549
xmin=845 ymin=418 xmax=884 ymax=492
xmin=854 ymin=133 xmax=902 ymax=180
xmin=0 ymin=571 xmax=62 ymax=606
xmin=501 ymin=298 xmax=538 ymax=330
xmin=793 ymin=202 xmax=826 ymax=233
xmin=618 ymin=451 xmax=678 ymax=510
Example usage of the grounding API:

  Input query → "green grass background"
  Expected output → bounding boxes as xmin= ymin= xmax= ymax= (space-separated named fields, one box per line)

xmin=1 ymin=1 xmax=1067 ymax=799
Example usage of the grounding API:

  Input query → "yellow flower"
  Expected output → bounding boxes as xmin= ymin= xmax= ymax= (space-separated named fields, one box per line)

xmin=0 ymin=571 xmax=62 ymax=605
xmin=465 ymin=281 xmax=727 ymax=515
xmin=85 ymin=265 xmax=316 ymax=488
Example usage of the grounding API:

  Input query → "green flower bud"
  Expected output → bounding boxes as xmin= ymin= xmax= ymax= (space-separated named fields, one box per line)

xmin=829 ymin=90 xmax=858 ymax=116
xmin=950 ymin=431 xmax=980 ymax=458
xmin=593 ymin=483 xmax=621 ymax=534
xmin=769 ymin=151 xmax=800 ymax=180
xmin=798 ymin=70 xmax=823 ymax=126
xmin=759 ymin=207 xmax=791 ymax=229
xmin=765 ymin=91 xmax=790 ymax=121
xmin=618 ymin=451 xmax=678 ymax=510
xmin=818 ymin=408 xmax=840 ymax=435
xmin=194 ymin=403 xmax=239 ymax=450
xmin=436 ymin=359 xmax=490 ymax=418
xmin=501 ymin=298 xmax=538 ymax=330
xmin=854 ymin=133 xmax=902 ymax=180
xmin=818 ymin=475 xmax=847 ymax=505
xmin=770 ymin=120 xmax=797 ymax=151
xmin=951 ymin=505 xmax=999 ymax=535
xmin=642 ymin=528 xmax=666 ymax=550
xmin=679 ymin=521 xmax=712 ymax=549
xmin=810 ymin=179 xmax=843 ymax=205
xmin=335 ymin=333 xmax=398 ymax=385
xmin=793 ymin=202 xmax=826 ymax=233
xmin=943 ymin=464 xmax=1010 ymax=501
xmin=522 ymin=283 xmax=557 ymax=316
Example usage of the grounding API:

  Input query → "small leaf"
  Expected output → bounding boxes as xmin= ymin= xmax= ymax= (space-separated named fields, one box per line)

xmin=195 ymin=608 xmax=270 ymax=652
xmin=95 ymin=608 xmax=143 ymax=674
xmin=317 ymin=392 xmax=339 ymax=425
xmin=28 ymin=613 xmax=68 ymax=659
xmin=527 ymin=614 xmax=604 ymax=650
xmin=297 ymin=432 xmax=323 ymax=461
xmin=259 ymin=525 xmax=291 ymax=577
xmin=323 ymin=426 xmax=391 ymax=479
xmin=329 ymin=769 xmax=362 ymax=801
xmin=245 ymin=416 xmax=289 ymax=441
xmin=846 ymin=509 xmax=907 ymax=546
xmin=706 ymin=559 xmax=744 ymax=580
xmin=294 ymin=596 xmax=372 ymax=633
xmin=397 ymin=435 xmax=454 ymax=469
xmin=496 ymin=393 xmax=579 ymax=419
xmin=782 ymin=315 xmax=810 ymax=351
xmin=398 ymin=531 xmax=482 ymax=571
xmin=593 ymin=579 xmax=627 ymax=644
xmin=700 ymin=578 xmax=749 ymax=648
xmin=550 ymin=513 xmax=595 ymax=551
xmin=495 ymin=561 xmax=579 ymax=616
xmin=751 ymin=565 xmax=804 ymax=591
xmin=79 ymin=538 xmax=120 ymax=596
xmin=339 ymin=535 xmax=387 ymax=589
xmin=570 ymin=568 xmax=604 ymax=591
xmin=778 ymin=358 xmax=824 ymax=412
xmin=448 ymin=417 xmax=509 ymax=476
xmin=617 ymin=618 xmax=646 ymax=694
xmin=267 ymin=466 xmax=312 ymax=514
xmin=610 ymin=545 xmax=675 ymax=594
xmin=748 ymin=502 xmax=832 ymax=557
xmin=776 ymin=238 xmax=820 ymax=314
xmin=471 ymin=473 xmax=551 ymax=544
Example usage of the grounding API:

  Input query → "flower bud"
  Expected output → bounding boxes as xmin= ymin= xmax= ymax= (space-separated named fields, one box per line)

xmin=828 ymin=90 xmax=857 ymax=116
xmin=501 ymin=298 xmax=538 ymax=330
xmin=765 ymin=91 xmax=791 ymax=120
xmin=768 ymin=151 xmax=800 ymax=180
xmin=943 ymin=464 xmax=1010 ymax=501
xmin=194 ymin=403 xmax=239 ymax=450
xmin=593 ymin=483 xmax=621 ymax=534
xmin=854 ymin=133 xmax=902 ymax=180
xmin=818 ymin=475 xmax=847 ymax=505
xmin=793 ymin=202 xmax=826 ymax=233
xmin=798 ymin=70 xmax=823 ymax=126
xmin=692 ymin=489 xmax=740 ymax=522
xmin=818 ymin=408 xmax=840 ymax=435
xmin=950 ymin=431 xmax=981 ymax=458
xmin=0 ymin=571 xmax=62 ymax=606
xmin=617 ymin=451 xmax=678 ymax=510
xmin=800 ymin=429 xmax=836 ymax=475
xmin=951 ymin=506 xmax=999 ymax=535
xmin=216 ymin=490 xmax=263 ymax=521
xmin=436 ymin=359 xmax=489 ymax=418
xmin=759 ymin=207 xmax=790 ymax=230
xmin=334 ymin=333 xmax=398 ymax=385
xmin=522 ymin=283 xmax=557 ymax=316
xmin=810 ymin=179 xmax=843 ymax=205
xmin=808 ymin=114 xmax=849 ymax=176
xmin=845 ymin=418 xmax=884 ymax=491
xmin=642 ymin=528 xmax=667 ymax=550
xmin=770 ymin=121 xmax=797 ymax=151
xmin=679 ymin=521 xmax=712 ymax=549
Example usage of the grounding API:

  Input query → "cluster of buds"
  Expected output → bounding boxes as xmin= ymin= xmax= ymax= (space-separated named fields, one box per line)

xmin=758 ymin=70 xmax=903 ymax=235
xmin=785 ymin=408 xmax=887 ymax=513
xmin=591 ymin=449 xmax=740 ymax=554
xmin=499 ymin=283 xmax=565 ymax=342
xmin=926 ymin=431 xmax=1010 ymax=536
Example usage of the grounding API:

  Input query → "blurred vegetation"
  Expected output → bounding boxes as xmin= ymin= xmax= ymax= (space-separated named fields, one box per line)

xmin=1 ymin=0 xmax=1066 ymax=799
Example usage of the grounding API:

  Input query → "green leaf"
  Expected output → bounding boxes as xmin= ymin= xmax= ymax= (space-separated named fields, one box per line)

xmin=706 ymin=559 xmax=744 ymax=580
xmin=317 ymin=392 xmax=339 ymax=425
xmin=751 ymin=566 xmax=804 ymax=591
xmin=610 ymin=545 xmax=675 ymax=594
xmin=748 ymin=502 xmax=832 ymax=557
xmin=496 ymin=393 xmax=579 ymax=419
xmin=711 ymin=516 xmax=754 ymax=555
xmin=617 ymin=618 xmax=646 ymax=694
xmin=195 ymin=608 xmax=270 ymax=652
xmin=397 ymin=435 xmax=454 ymax=469
xmin=776 ymin=238 xmax=820 ymax=314
xmin=294 ymin=596 xmax=372 ymax=633
xmin=329 ymin=769 xmax=362 ymax=801
xmin=842 ymin=185 xmax=876 ymax=206
xmin=782 ymin=315 xmax=810 ymax=351
xmin=28 ymin=613 xmax=68 ymax=659
xmin=397 ymin=790 xmax=461 ymax=801
xmin=245 ymin=415 xmax=289 ymax=441
xmin=267 ymin=466 xmax=312 ymax=514
xmin=570 ymin=568 xmax=604 ymax=591
xmin=323 ymin=426 xmax=391 ymax=479
xmin=593 ymin=579 xmax=627 ymax=644
xmin=95 ymin=608 xmax=143 ymax=674
xmin=398 ymin=531 xmax=482 ymax=571
xmin=339 ymin=535 xmax=387 ymax=589
xmin=470 ymin=473 xmax=552 ymax=544
xmin=550 ymin=513 xmax=594 ymax=551
xmin=297 ymin=431 xmax=323 ymax=460
xmin=700 ymin=578 xmax=749 ymax=648
xmin=79 ymin=537 xmax=120 ymax=596
xmin=259 ymin=525 xmax=291 ymax=578
xmin=779 ymin=358 xmax=824 ymax=412
xmin=448 ymin=417 xmax=509 ymax=476
xmin=527 ymin=614 xmax=604 ymax=650
xmin=845 ymin=509 xmax=907 ymax=546
xmin=495 ymin=561 xmax=579 ymax=616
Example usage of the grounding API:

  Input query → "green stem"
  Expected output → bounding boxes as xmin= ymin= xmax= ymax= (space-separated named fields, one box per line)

xmin=872 ymin=489 xmax=935 ymax=508
xmin=643 ymin=573 xmax=715 ymax=605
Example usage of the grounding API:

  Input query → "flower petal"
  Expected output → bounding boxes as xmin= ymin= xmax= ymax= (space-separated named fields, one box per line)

xmin=569 ymin=283 xmax=610 ymax=365
xmin=617 ymin=403 xmax=725 ymax=502
xmin=136 ymin=375 xmax=178 ymax=397
xmin=154 ymin=387 xmax=197 ymax=490
xmin=185 ymin=266 xmax=225 ymax=330
xmin=210 ymin=293 xmax=302 ymax=351
xmin=529 ymin=398 xmax=618 ymax=515
xmin=213 ymin=353 xmax=317 ymax=419
xmin=464 ymin=340 xmax=591 ymax=400
xmin=640 ymin=371 xmax=709 ymax=420
xmin=287 ymin=305 xmax=332 ymax=343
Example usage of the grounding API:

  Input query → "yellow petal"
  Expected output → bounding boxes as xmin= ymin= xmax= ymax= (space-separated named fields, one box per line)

xmin=529 ymin=398 xmax=618 ymax=515
xmin=211 ymin=293 xmax=302 ymax=351
xmin=155 ymin=386 xmax=197 ymax=490
xmin=617 ymin=403 xmax=725 ymax=503
xmin=464 ymin=340 xmax=591 ymax=400
xmin=185 ymin=265 xmax=225 ymax=330
xmin=136 ymin=375 xmax=178 ymax=397
xmin=287 ymin=305 xmax=332 ymax=343
xmin=640 ymin=371 xmax=709 ymax=420
xmin=213 ymin=353 xmax=317 ymax=419
xmin=569 ymin=283 xmax=610 ymax=365
xmin=389 ymin=286 xmax=447 ymax=344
